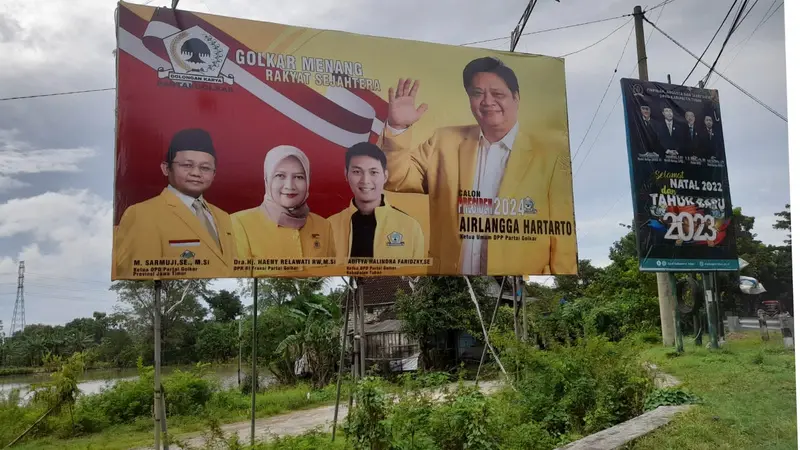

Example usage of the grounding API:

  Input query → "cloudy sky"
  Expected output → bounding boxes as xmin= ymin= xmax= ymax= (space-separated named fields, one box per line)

xmin=0 ymin=0 xmax=789 ymax=326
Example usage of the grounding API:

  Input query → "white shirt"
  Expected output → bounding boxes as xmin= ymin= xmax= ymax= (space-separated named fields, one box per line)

xmin=167 ymin=184 xmax=218 ymax=235
xmin=384 ymin=121 xmax=519 ymax=275
xmin=665 ymin=120 xmax=673 ymax=135
xmin=460 ymin=123 xmax=519 ymax=275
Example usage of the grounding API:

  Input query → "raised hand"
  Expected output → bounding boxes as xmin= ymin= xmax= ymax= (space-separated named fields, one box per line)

xmin=387 ymin=78 xmax=428 ymax=129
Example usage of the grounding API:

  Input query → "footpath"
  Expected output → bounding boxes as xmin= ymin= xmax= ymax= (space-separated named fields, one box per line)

xmin=133 ymin=380 xmax=503 ymax=449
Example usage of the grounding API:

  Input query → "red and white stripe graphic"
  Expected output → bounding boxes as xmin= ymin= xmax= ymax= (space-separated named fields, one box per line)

xmin=116 ymin=5 xmax=389 ymax=149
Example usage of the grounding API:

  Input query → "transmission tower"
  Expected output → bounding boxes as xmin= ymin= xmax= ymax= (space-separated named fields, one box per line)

xmin=10 ymin=261 xmax=25 ymax=336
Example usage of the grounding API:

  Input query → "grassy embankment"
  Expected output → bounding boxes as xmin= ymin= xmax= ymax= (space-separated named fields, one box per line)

xmin=627 ymin=331 xmax=797 ymax=450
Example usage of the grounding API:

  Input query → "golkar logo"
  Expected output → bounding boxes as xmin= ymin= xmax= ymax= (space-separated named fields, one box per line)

xmin=158 ymin=26 xmax=234 ymax=86
xmin=386 ymin=232 xmax=405 ymax=247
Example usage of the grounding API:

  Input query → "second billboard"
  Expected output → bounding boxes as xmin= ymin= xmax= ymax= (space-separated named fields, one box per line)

xmin=112 ymin=1 xmax=578 ymax=280
xmin=620 ymin=78 xmax=738 ymax=271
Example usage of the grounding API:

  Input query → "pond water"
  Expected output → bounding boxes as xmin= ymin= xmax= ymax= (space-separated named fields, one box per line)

xmin=0 ymin=365 xmax=274 ymax=404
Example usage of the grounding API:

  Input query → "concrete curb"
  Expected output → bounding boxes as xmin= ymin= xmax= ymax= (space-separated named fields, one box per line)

xmin=554 ymin=405 xmax=693 ymax=450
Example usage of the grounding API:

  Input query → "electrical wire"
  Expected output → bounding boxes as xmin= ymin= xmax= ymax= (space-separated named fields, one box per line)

xmin=571 ymin=21 xmax=635 ymax=163
xmin=0 ymin=9 xmax=653 ymax=102
xmin=681 ymin=0 xmax=739 ymax=86
xmin=701 ymin=0 xmax=750 ymax=86
xmin=643 ymin=15 xmax=787 ymax=122
xmin=733 ymin=0 xmax=762 ymax=34
xmin=0 ymin=87 xmax=115 ymax=102
xmin=708 ymin=0 xmax=783 ymax=87
xmin=460 ymin=14 xmax=631 ymax=47
xmin=559 ymin=18 xmax=633 ymax=58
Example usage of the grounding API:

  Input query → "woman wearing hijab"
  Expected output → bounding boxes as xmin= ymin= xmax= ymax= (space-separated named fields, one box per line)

xmin=231 ymin=145 xmax=335 ymax=261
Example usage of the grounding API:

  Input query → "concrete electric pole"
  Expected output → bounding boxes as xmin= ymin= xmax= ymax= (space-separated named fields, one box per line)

xmin=633 ymin=6 xmax=679 ymax=347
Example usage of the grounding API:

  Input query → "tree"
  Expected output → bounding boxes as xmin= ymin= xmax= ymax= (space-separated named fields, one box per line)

xmin=238 ymin=277 xmax=329 ymax=308
xmin=195 ymin=322 xmax=237 ymax=363
xmin=395 ymin=277 xmax=491 ymax=370
xmin=205 ymin=290 xmax=243 ymax=322
xmin=275 ymin=294 xmax=341 ymax=388
xmin=111 ymin=280 xmax=210 ymax=364
xmin=609 ymin=229 xmax=637 ymax=265
xmin=554 ymin=259 xmax=601 ymax=300
xmin=774 ymin=204 xmax=791 ymax=246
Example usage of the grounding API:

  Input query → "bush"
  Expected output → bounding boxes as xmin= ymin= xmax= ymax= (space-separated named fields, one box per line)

xmin=643 ymin=387 xmax=700 ymax=411
xmin=163 ymin=368 xmax=215 ymax=416
xmin=427 ymin=385 xmax=500 ymax=450
xmin=497 ymin=335 xmax=653 ymax=436
xmin=344 ymin=376 xmax=392 ymax=449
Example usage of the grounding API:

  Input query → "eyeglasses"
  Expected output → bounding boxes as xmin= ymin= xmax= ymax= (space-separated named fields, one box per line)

xmin=172 ymin=162 xmax=216 ymax=174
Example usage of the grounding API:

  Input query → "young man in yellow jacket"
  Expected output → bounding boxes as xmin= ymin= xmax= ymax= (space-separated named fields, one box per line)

xmin=377 ymin=56 xmax=577 ymax=276
xmin=113 ymin=128 xmax=237 ymax=279
xmin=328 ymin=142 xmax=425 ymax=266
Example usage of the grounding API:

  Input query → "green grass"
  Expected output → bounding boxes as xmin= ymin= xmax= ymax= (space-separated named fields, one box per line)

xmin=625 ymin=332 xmax=797 ymax=450
xmin=7 ymin=382 xmax=345 ymax=450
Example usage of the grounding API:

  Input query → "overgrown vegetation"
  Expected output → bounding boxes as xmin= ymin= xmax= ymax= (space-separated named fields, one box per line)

xmin=0 ymin=358 xmax=341 ymax=448
xmin=341 ymin=336 xmax=655 ymax=450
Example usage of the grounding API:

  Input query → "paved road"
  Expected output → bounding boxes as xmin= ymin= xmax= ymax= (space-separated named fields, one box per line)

xmin=132 ymin=380 xmax=503 ymax=449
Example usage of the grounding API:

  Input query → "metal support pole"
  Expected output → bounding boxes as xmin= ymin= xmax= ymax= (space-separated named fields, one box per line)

xmin=712 ymin=272 xmax=724 ymax=343
xmin=702 ymin=273 xmax=719 ymax=349
xmin=250 ymin=279 xmax=258 ymax=446
xmin=357 ymin=279 xmax=366 ymax=377
xmin=331 ymin=283 xmax=352 ymax=442
xmin=520 ymin=276 xmax=528 ymax=341
xmin=512 ymin=277 xmax=520 ymax=340
xmin=669 ymin=274 xmax=683 ymax=353
xmin=153 ymin=280 xmax=163 ymax=450
xmin=475 ymin=276 xmax=507 ymax=385
xmin=237 ymin=317 xmax=242 ymax=387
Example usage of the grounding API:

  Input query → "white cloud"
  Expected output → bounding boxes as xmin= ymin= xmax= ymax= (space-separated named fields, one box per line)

xmin=0 ymin=190 xmax=115 ymax=325
xmin=0 ymin=129 xmax=95 ymax=192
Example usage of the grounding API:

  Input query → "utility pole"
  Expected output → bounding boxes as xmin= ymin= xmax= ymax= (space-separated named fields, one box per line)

xmin=633 ymin=5 xmax=678 ymax=347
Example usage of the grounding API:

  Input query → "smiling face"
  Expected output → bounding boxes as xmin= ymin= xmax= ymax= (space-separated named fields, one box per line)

xmin=161 ymin=150 xmax=216 ymax=198
xmin=663 ymin=108 xmax=674 ymax=121
xmin=269 ymin=156 xmax=307 ymax=209
xmin=347 ymin=155 xmax=386 ymax=209
xmin=467 ymin=72 xmax=519 ymax=136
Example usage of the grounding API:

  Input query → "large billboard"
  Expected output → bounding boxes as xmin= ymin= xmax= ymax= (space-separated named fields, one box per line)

xmin=620 ymin=78 xmax=737 ymax=272
xmin=112 ymin=1 xmax=578 ymax=280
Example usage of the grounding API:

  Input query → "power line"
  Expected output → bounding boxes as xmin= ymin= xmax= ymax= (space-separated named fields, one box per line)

xmin=2 ymin=10 xmax=653 ymax=103
xmin=734 ymin=0 xmax=762 ymax=34
xmin=701 ymin=0 xmax=750 ymax=86
xmin=708 ymin=0 xmax=782 ymax=87
xmin=571 ymin=21 xmax=635 ymax=163
xmin=572 ymin=0 xmax=670 ymax=175
xmin=0 ymin=87 xmax=115 ymax=102
xmin=461 ymin=14 xmax=631 ymax=46
xmin=559 ymin=18 xmax=633 ymax=58
xmin=681 ymin=0 xmax=739 ymax=86
xmin=643 ymin=15 xmax=787 ymax=122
